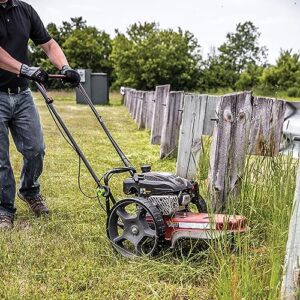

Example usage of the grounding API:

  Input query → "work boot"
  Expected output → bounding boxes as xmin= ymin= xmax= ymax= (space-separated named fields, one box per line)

xmin=0 ymin=214 xmax=13 ymax=230
xmin=18 ymin=192 xmax=49 ymax=217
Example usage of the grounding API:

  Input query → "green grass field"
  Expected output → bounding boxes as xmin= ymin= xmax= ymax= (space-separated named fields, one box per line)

xmin=0 ymin=91 xmax=298 ymax=299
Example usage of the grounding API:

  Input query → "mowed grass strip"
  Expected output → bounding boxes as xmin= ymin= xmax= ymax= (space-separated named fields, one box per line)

xmin=0 ymin=91 xmax=211 ymax=300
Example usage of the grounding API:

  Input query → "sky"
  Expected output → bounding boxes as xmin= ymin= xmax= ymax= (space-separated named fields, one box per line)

xmin=25 ymin=0 xmax=300 ymax=64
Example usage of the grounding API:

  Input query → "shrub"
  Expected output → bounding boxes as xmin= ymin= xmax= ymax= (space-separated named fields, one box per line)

xmin=287 ymin=87 xmax=300 ymax=97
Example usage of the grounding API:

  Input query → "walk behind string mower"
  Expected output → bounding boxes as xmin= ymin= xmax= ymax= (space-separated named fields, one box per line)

xmin=36 ymin=76 xmax=247 ymax=258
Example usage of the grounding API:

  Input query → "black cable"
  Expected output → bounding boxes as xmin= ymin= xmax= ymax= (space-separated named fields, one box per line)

xmin=47 ymin=105 xmax=76 ymax=151
xmin=77 ymin=156 xmax=97 ymax=199
xmin=97 ymin=193 xmax=107 ymax=212
xmin=77 ymin=156 xmax=107 ymax=213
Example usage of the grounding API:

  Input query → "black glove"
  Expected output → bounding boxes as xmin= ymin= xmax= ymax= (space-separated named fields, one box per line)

xmin=19 ymin=64 xmax=48 ymax=83
xmin=60 ymin=65 xmax=81 ymax=87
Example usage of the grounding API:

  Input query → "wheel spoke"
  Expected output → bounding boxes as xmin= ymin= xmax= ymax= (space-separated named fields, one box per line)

xmin=116 ymin=207 xmax=132 ymax=221
xmin=117 ymin=220 xmax=124 ymax=229
xmin=139 ymin=216 xmax=152 ymax=232
xmin=113 ymin=235 xmax=126 ymax=244
xmin=135 ymin=235 xmax=155 ymax=256
xmin=135 ymin=235 xmax=145 ymax=255
xmin=137 ymin=207 xmax=152 ymax=230
xmin=144 ymin=228 xmax=156 ymax=238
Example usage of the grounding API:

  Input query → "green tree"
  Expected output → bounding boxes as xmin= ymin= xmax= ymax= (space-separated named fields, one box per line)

xmin=111 ymin=22 xmax=202 ymax=90
xmin=199 ymin=50 xmax=236 ymax=91
xmin=235 ymin=64 xmax=264 ymax=90
xmin=260 ymin=49 xmax=300 ymax=90
xmin=219 ymin=21 xmax=267 ymax=74
xmin=60 ymin=17 xmax=87 ymax=42
xmin=29 ymin=17 xmax=88 ymax=69
xmin=199 ymin=21 xmax=267 ymax=91
xmin=63 ymin=27 xmax=112 ymax=75
xmin=29 ymin=17 xmax=112 ymax=88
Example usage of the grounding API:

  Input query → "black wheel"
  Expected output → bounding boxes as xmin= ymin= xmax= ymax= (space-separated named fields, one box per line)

xmin=107 ymin=198 xmax=165 ymax=258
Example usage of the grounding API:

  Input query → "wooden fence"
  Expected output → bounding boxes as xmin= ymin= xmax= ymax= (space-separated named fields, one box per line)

xmin=124 ymin=86 xmax=300 ymax=297
xmin=124 ymin=87 xmax=286 ymax=210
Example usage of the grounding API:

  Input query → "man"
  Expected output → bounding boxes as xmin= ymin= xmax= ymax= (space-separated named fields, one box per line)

xmin=0 ymin=0 xmax=80 ymax=229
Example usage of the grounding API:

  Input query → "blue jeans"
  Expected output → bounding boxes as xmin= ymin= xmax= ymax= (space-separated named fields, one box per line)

xmin=0 ymin=89 xmax=45 ymax=217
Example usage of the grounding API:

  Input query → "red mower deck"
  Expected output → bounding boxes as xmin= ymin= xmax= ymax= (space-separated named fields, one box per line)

xmin=164 ymin=212 xmax=247 ymax=247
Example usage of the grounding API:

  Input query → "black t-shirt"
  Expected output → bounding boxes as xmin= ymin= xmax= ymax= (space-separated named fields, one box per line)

xmin=0 ymin=0 xmax=51 ymax=88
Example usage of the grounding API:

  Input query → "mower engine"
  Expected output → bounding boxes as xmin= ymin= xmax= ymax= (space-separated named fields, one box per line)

xmin=123 ymin=168 xmax=201 ymax=215
xmin=106 ymin=166 xmax=247 ymax=257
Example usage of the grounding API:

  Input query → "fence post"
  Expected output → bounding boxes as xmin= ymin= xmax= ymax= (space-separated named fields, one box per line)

xmin=124 ymin=88 xmax=132 ymax=108
xmin=160 ymin=91 xmax=184 ymax=159
xmin=133 ymin=90 xmax=140 ymax=122
xmin=129 ymin=89 xmax=136 ymax=118
xmin=127 ymin=89 xmax=133 ymax=115
xmin=281 ymin=166 xmax=300 ymax=299
xmin=137 ymin=91 xmax=147 ymax=129
xmin=248 ymin=97 xmax=286 ymax=156
xmin=134 ymin=91 xmax=141 ymax=123
xmin=145 ymin=91 xmax=155 ymax=130
xmin=208 ymin=92 xmax=252 ymax=212
xmin=123 ymin=88 xmax=128 ymax=107
xmin=176 ymin=94 xmax=208 ymax=179
xmin=203 ymin=95 xmax=221 ymax=136
xmin=150 ymin=85 xmax=170 ymax=145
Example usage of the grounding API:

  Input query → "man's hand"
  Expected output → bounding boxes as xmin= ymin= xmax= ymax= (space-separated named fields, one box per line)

xmin=60 ymin=65 xmax=80 ymax=87
xmin=19 ymin=64 xmax=48 ymax=83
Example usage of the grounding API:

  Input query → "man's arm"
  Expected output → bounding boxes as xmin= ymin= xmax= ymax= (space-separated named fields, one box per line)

xmin=41 ymin=39 xmax=80 ymax=87
xmin=40 ymin=39 xmax=68 ymax=70
xmin=0 ymin=39 xmax=79 ymax=86
xmin=0 ymin=46 xmax=48 ymax=83
xmin=0 ymin=47 xmax=22 ymax=74
xmin=0 ymin=39 xmax=69 ymax=74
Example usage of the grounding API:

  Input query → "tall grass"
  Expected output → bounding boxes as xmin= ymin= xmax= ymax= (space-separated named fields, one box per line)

xmin=202 ymin=155 xmax=298 ymax=299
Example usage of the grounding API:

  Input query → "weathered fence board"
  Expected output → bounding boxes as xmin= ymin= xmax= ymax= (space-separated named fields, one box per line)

xmin=124 ymin=88 xmax=129 ymax=107
xmin=134 ymin=91 xmax=140 ymax=122
xmin=281 ymin=166 xmax=300 ymax=299
xmin=248 ymin=97 xmax=286 ymax=156
xmin=150 ymin=85 xmax=170 ymax=145
xmin=127 ymin=89 xmax=132 ymax=113
xmin=228 ymin=92 xmax=252 ymax=198
xmin=136 ymin=91 xmax=147 ymax=129
xmin=176 ymin=94 xmax=208 ymax=179
xmin=203 ymin=95 xmax=221 ymax=136
xmin=133 ymin=91 xmax=141 ymax=122
xmin=146 ymin=91 xmax=155 ymax=130
xmin=131 ymin=90 xmax=137 ymax=120
xmin=160 ymin=91 xmax=184 ymax=159
xmin=209 ymin=92 xmax=252 ymax=212
xmin=129 ymin=90 xmax=136 ymax=117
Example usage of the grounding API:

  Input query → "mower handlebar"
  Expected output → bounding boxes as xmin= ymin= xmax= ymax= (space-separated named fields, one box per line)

xmin=48 ymin=74 xmax=66 ymax=79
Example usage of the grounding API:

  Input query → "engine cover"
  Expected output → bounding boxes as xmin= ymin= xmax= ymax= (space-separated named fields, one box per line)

xmin=123 ymin=171 xmax=193 ymax=196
